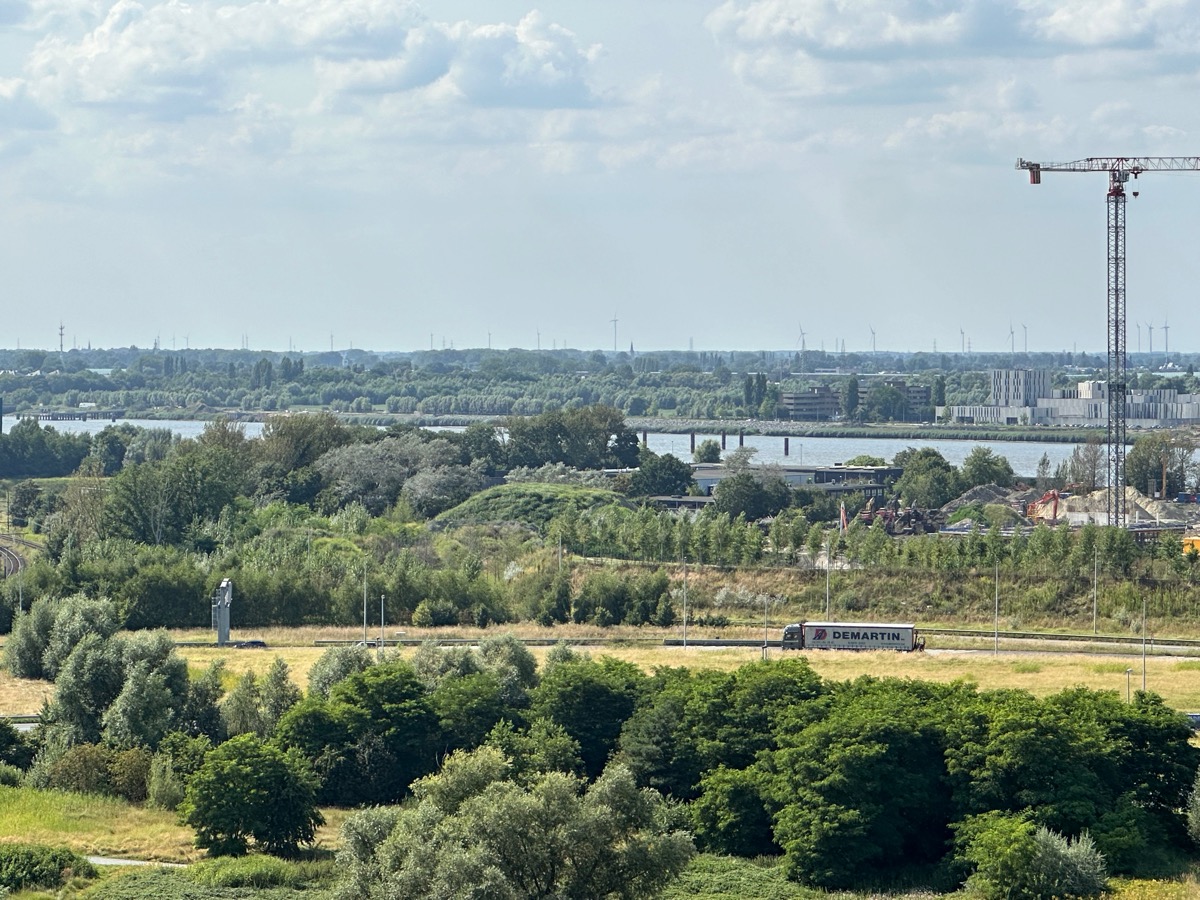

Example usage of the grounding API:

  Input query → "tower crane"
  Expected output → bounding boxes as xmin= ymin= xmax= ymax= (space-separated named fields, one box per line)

xmin=1016 ymin=156 xmax=1200 ymax=527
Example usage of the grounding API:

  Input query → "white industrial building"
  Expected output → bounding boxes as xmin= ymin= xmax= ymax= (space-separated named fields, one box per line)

xmin=939 ymin=369 xmax=1200 ymax=427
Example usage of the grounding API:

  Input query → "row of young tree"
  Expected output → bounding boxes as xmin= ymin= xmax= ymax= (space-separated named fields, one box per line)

xmin=4 ymin=613 xmax=1196 ymax=895
xmin=1 ymin=499 xmax=1196 ymax=640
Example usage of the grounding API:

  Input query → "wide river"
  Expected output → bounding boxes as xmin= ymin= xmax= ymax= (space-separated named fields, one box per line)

xmin=11 ymin=416 xmax=1078 ymax=477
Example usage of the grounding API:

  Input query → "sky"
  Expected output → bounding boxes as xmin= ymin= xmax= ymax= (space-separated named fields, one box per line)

xmin=3 ymin=0 xmax=1200 ymax=355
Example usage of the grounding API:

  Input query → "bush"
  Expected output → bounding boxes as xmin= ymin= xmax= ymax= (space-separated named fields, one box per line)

xmin=47 ymin=743 xmax=114 ymax=795
xmin=0 ymin=762 xmax=21 ymax=786
xmin=146 ymin=752 xmax=185 ymax=811
xmin=960 ymin=813 xmax=1108 ymax=900
xmin=0 ymin=843 xmax=96 ymax=891
xmin=412 ymin=599 xmax=458 ymax=627
xmin=1187 ymin=767 xmax=1200 ymax=847
xmin=3 ymin=599 xmax=55 ymax=679
xmin=185 ymin=854 xmax=333 ymax=889
xmin=0 ymin=718 xmax=31 ymax=769
xmin=307 ymin=645 xmax=373 ymax=699
xmin=109 ymin=746 xmax=153 ymax=803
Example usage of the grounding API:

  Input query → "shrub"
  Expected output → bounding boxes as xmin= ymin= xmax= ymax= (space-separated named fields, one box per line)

xmin=156 ymin=731 xmax=212 ymax=780
xmin=146 ymin=752 xmax=185 ymax=811
xmin=47 ymin=743 xmax=115 ymax=796
xmin=109 ymin=746 xmax=153 ymax=803
xmin=307 ymin=645 xmax=373 ymax=699
xmin=1187 ymin=767 xmax=1200 ymax=847
xmin=960 ymin=813 xmax=1108 ymax=900
xmin=0 ymin=762 xmax=21 ymax=786
xmin=3 ymin=599 xmax=56 ymax=679
xmin=412 ymin=599 xmax=458 ymax=627
xmin=0 ymin=844 xmax=96 ymax=892
xmin=185 ymin=854 xmax=333 ymax=889
xmin=0 ymin=718 xmax=31 ymax=769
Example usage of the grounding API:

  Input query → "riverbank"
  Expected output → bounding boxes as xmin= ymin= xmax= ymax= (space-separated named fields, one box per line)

xmin=339 ymin=412 xmax=1106 ymax=445
xmin=11 ymin=407 xmax=1107 ymax=447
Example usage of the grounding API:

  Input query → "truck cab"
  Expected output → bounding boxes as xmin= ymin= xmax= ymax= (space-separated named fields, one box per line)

xmin=781 ymin=624 xmax=804 ymax=650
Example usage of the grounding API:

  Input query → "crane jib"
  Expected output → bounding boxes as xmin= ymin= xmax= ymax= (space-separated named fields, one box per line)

xmin=1016 ymin=157 xmax=1200 ymax=174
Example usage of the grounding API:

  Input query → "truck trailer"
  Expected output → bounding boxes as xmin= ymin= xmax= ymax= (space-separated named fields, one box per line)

xmin=781 ymin=621 xmax=923 ymax=652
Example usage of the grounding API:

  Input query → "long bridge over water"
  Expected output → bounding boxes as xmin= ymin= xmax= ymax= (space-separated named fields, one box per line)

xmin=18 ymin=409 xmax=125 ymax=422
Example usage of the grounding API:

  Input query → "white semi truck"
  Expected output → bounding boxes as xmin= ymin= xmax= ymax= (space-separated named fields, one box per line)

xmin=781 ymin=621 xmax=923 ymax=652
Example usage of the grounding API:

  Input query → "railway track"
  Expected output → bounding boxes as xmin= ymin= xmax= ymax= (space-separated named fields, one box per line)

xmin=0 ymin=534 xmax=37 ymax=577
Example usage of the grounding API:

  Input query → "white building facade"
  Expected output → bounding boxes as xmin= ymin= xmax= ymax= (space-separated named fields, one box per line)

xmin=940 ymin=370 xmax=1200 ymax=427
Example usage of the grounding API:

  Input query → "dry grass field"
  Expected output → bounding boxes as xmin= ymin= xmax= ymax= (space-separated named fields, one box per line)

xmin=0 ymin=785 xmax=199 ymax=862
xmin=4 ymin=625 xmax=1200 ymax=713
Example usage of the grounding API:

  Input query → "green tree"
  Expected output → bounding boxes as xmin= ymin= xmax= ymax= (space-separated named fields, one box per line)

xmin=864 ymin=385 xmax=909 ymax=422
xmin=180 ymin=733 xmax=323 ymax=856
xmin=843 ymin=376 xmax=860 ymax=418
xmin=335 ymin=750 xmax=693 ymax=900
xmin=629 ymin=450 xmax=694 ymax=497
xmin=771 ymin=678 xmax=957 ymax=888
xmin=893 ymin=447 xmax=961 ymax=508
xmin=101 ymin=662 xmax=177 ymax=750
xmin=693 ymin=439 xmax=722 ymax=464
xmin=307 ymin=645 xmax=373 ymax=699
xmin=961 ymin=446 xmax=1015 ymax=489
xmin=1036 ymin=452 xmax=1053 ymax=492
xmin=3 ymin=599 xmax=56 ymax=679
xmin=530 ymin=657 xmax=644 ymax=779
xmin=1125 ymin=432 xmax=1195 ymax=497
xmin=711 ymin=473 xmax=790 ymax=521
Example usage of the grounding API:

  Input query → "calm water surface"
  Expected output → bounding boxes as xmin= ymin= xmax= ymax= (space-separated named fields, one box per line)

xmin=13 ymin=417 xmax=1076 ymax=477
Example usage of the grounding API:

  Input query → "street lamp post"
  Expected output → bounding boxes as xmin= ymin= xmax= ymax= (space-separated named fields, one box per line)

xmin=993 ymin=563 xmax=1000 ymax=656
xmin=1125 ymin=667 xmax=1133 ymax=702
xmin=825 ymin=533 xmax=832 ymax=615
xmin=762 ymin=594 xmax=770 ymax=660
xmin=681 ymin=559 xmax=688 ymax=649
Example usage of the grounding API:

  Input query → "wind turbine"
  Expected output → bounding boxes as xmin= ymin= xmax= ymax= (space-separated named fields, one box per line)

xmin=1147 ymin=321 xmax=1155 ymax=355
xmin=1008 ymin=323 xmax=1015 ymax=354
xmin=1136 ymin=322 xmax=1142 ymax=353
xmin=1021 ymin=323 xmax=1028 ymax=354
xmin=1163 ymin=316 xmax=1170 ymax=358
xmin=796 ymin=323 xmax=807 ymax=372
xmin=960 ymin=328 xmax=965 ymax=354
xmin=869 ymin=325 xmax=876 ymax=355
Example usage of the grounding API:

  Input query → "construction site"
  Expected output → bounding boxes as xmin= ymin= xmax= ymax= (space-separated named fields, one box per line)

xmin=935 ymin=483 xmax=1199 ymax=539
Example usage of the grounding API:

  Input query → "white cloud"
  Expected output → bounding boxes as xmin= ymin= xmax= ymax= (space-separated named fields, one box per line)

xmin=24 ymin=0 xmax=599 ymax=121
xmin=705 ymin=0 xmax=1200 ymax=103
xmin=1018 ymin=0 xmax=1196 ymax=48
xmin=446 ymin=12 xmax=600 ymax=108
xmin=0 ymin=77 xmax=55 ymax=128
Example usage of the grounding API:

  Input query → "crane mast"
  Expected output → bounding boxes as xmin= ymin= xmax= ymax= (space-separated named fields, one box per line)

xmin=1016 ymin=156 xmax=1200 ymax=527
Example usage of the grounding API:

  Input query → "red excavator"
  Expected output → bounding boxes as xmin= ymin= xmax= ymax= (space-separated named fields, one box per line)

xmin=1026 ymin=490 xmax=1060 ymax=524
